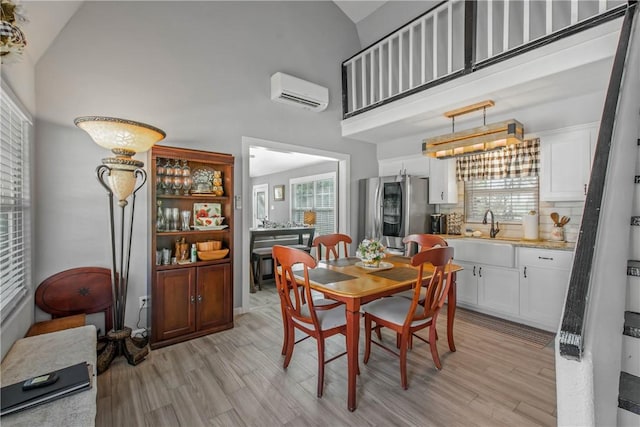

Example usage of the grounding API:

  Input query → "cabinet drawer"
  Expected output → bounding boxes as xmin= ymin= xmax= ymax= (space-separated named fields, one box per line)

xmin=518 ymin=247 xmax=573 ymax=269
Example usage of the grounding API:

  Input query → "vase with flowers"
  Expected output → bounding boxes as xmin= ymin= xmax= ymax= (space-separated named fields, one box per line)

xmin=356 ymin=238 xmax=386 ymax=268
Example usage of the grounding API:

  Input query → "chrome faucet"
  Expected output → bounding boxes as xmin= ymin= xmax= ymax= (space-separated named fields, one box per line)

xmin=482 ymin=210 xmax=500 ymax=238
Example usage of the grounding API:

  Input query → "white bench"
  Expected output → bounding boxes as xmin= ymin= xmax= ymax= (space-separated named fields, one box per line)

xmin=0 ymin=325 xmax=97 ymax=426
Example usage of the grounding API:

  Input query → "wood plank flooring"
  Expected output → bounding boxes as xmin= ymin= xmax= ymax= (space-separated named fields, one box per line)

xmin=97 ymin=284 xmax=557 ymax=426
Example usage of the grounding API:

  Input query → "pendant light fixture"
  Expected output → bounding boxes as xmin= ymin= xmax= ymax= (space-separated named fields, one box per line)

xmin=422 ymin=100 xmax=524 ymax=159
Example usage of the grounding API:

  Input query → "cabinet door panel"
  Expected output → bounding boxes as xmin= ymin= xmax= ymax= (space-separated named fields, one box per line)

xmin=454 ymin=261 xmax=478 ymax=305
xmin=478 ymin=265 xmax=519 ymax=315
xmin=520 ymin=266 xmax=570 ymax=330
xmin=428 ymin=158 xmax=458 ymax=204
xmin=196 ymin=263 xmax=232 ymax=331
xmin=540 ymin=129 xmax=591 ymax=201
xmin=154 ymin=268 xmax=196 ymax=341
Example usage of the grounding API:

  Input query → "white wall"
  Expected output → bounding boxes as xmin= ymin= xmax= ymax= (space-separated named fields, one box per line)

xmin=33 ymin=1 xmax=377 ymax=330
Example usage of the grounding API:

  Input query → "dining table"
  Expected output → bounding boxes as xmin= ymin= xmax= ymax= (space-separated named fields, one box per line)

xmin=292 ymin=255 xmax=463 ymax=411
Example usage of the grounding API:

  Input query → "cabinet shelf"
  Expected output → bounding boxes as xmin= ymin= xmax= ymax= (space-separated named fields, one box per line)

xmin=157 ymin=229 xmax=230 ymax=237
xmin=157 ymin=194 xmax=230 ymax=201
xmin=156 ymin=258 xmax=230 ymax=271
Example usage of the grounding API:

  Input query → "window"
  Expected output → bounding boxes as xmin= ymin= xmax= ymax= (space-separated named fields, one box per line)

xmin=1 ymin=85 xmax=32 ymax=320
xmin=465 ymin=177 xmax=538 ymax=224
xmin=290 ymin=172 xmax=336 ymax=236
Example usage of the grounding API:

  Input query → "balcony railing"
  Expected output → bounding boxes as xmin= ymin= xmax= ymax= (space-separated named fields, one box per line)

xmin=341 ymin=0 xmax=627 ymax=119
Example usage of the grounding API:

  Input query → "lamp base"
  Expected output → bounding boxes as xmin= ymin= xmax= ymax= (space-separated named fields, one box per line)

xmin=97 ymin=326 xmax=149 ymax=374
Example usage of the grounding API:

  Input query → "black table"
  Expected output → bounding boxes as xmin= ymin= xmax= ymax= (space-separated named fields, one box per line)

xmin=249 ymin=227 xmax=315 ymax=292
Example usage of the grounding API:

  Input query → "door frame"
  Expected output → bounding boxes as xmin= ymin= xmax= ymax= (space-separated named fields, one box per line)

xmin=251 ymin=183 xmax=269 ymax=228
xmin=241 ymin=136 xmax=350 ymax=313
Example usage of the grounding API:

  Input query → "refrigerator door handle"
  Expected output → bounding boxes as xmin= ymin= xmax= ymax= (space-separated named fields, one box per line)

xmin=374 ymin=179 xmax=382 ymax=240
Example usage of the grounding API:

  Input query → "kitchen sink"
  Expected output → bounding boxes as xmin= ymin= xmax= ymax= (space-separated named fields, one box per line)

xmin=446 ymin=238 xmax=515 ymax=267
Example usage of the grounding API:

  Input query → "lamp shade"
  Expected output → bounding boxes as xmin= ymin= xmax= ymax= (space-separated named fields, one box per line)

xmin=303 ymin=210 xmax=316 ymax=225
xmin=74 ymin=116 xmax=166 ymax=154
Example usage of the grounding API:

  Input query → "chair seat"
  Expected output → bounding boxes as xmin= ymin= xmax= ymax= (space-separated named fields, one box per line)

xmin=363 ymin=297 xmax=430 ymax=328
xmin=296 ymin=304 xmax=347 ymax=331
xmin=252 ymin=247 xmax=274 ymax=257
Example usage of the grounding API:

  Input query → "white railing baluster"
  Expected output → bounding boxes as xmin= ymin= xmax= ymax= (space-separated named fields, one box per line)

xmin=598 ymin=0 xmax=607 ymax=14
xmin=487 ymin=0 xmax=493 ymax=58
xmin=503 ymin=0 xmax=510 ymax=51
xmin=350 ymin=61 xmax=356 ymax=112
xmin=361 ymin=55 xmax=367 ymax=107
xmin=421 ymin=18 xmax=426 ymax=84
xmin=371 ymin=51 xmax=375 ymax=103
xmin=388 ymin=39 xmax=392 ymax=96
xmin=570 ymin=0 xmax=578 ymax=25
xmin=447 ymin=1 xmax=453 ymax=73
xmin=523 ymin=0 xmax=530 ymax=43
xmin=409 ymin=26 xmax=414 ymax=90
xmin=378 ymin=45 xmax=383 ymax=102
xmin=433 ymin=14 xmax=438 ymax=79
xmin=399 ymin=32 xmax=404 ymax=92
xmin=546 ymin=0 xmax=553 ymax=35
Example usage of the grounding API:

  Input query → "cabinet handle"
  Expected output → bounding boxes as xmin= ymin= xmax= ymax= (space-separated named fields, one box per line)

xmin=441 ymin=191 xmax=444 ymax=200
xmin=538 ymin=256 xmax=554 ymax=261
xmin=523 ymin=266 xmax=527 ymax=278
xmin=472 ymin=266 xmax=476 ymax=276
xmin=197 ymin=295 xmax=203 ymax=303
xmin=190 ymin=295 xmax=195 ymax=304
xmin=584 ymin=184 xmax=587 ymax=195
xmin=478 ymin=267 xmax=482 ymax=277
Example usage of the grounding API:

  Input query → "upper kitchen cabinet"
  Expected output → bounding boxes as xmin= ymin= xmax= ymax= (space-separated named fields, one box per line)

xmin=429 ymin=158 xmax=458 ymax=204
xmin=539 ymin=125 xmax=597 ymax=201
xmin=378 ymin=156 xmax=430 ymax=178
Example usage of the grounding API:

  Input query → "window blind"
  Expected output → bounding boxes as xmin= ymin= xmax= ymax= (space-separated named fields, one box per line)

xmin=290 ymin=173 xmax=336 ymax=236
xmin=1 ymin=86 xmax=31 ymax=319
xmin=465 ymin=177 xmax=538 ymax=224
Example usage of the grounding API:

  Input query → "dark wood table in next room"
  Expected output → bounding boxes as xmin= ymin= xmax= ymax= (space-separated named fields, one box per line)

xmin=294 ymin=256 xmax=463 ymax=411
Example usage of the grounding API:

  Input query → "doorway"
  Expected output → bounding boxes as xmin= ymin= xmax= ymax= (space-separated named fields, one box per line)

xmin=241 ymin=136 xmax=351 ymax=312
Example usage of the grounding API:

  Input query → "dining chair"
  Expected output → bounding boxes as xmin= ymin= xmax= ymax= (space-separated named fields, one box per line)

xmin=272 ymin=245 xmax=349 ymax=397
xmin=312 ymin=233 xmax=352 ymax=261
xmin=402 ymin=233 xmax=447 ymax=254
xmin=393 ymin=234 xmax=448 ymax=301
xmin=362 ymin=246 xmax=454 ymax=389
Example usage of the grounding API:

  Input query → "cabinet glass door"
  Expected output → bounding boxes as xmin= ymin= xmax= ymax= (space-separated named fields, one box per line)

xmin=382 ymin=181 xmax=403 ymax=237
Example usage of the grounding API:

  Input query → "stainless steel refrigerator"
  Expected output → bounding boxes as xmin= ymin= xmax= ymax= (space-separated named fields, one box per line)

xmin=358 ymin=175 xmax=435 ymax=254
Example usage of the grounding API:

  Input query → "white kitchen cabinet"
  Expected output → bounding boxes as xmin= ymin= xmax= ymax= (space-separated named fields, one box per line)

xmin=378 ymin=156 xmax=430 ymax=177
xmin=429 ymin=158 xmax=458 ymax=204
xmin=454 ymin=260 xmax=519 ymax=315
xmin=518 ymin=248 xmax=572 ymax=331
xmin=453 ymin=260 xmax=478 ymax=305
xmin=477 ymin=264 xmax=520 ymax=316
xmin=539 ymin=126 xmax=597 ymax=201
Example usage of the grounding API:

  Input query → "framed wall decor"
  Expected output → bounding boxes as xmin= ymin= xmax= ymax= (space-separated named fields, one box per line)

xmin=274 ymin=185 xmax=285 ymax=201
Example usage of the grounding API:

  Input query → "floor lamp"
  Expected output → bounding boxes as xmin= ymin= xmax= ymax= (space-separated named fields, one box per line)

xmin=75 ymin=116 xmax=166 ymax=373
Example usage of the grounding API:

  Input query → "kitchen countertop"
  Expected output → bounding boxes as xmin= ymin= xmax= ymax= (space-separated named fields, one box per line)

xmin=437 ymin=234 xmax=576 ymax=251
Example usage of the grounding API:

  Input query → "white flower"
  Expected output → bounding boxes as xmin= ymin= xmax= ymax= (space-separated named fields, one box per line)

xmin=356 ymin=239 xmax=386 ymax=262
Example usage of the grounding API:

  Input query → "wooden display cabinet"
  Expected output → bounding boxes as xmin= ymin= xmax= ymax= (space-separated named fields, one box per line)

xmin=149 ymin=145 xmax=234 ymax=349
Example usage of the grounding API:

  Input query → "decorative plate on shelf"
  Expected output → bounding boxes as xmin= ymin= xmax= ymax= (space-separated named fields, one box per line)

xmin=194 ymin=203 xmax=221 ymax=221
xmin=191 ymin=167 xmax=214 ymax=194
xmin=355 ymin=261 xmax=394 ymax=271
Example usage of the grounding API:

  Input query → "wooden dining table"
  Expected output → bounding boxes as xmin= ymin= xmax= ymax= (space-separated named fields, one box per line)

xmin=293 ymin=255 xmax=463 ymax=411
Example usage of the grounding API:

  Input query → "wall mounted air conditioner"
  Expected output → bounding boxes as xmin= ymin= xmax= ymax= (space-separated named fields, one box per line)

xmin=270 ymin=72 xmax=329 ymax=112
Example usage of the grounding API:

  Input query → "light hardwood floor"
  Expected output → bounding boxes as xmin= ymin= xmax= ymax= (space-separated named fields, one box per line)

xmin=97 ymin=284 xmax=557 ymax=426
